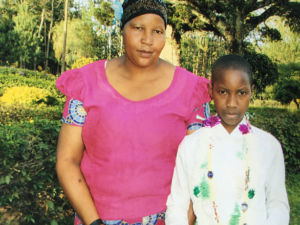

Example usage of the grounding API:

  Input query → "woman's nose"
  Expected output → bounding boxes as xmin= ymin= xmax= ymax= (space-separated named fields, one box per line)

xmin=142 ymin=30 xmax=153 ymax=45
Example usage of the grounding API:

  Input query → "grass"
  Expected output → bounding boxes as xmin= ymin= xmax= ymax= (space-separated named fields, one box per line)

xmin=287 ymin=174 xmax=300 ymax=225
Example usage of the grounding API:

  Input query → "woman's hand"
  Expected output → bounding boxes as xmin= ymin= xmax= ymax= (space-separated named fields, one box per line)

xmin=56 ymin=123 xmax=100 ymax=225
xmin=188 ymin=200 xmax=195 ymax=225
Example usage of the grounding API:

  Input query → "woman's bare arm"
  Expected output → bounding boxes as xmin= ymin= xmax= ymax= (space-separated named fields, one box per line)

xmin=188 ymin=200 xmax=195 ymax=225
xmin=186 ymin=130 xmax=196 ymax=224
xmin=56 ymin=123 xmax=101 ymax=225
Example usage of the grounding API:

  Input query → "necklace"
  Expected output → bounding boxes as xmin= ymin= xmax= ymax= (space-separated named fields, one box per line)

xmin=208 ymin=137 xmax=249 ymax=225
xmin=193 ymin=116 xmax=255 ymax=225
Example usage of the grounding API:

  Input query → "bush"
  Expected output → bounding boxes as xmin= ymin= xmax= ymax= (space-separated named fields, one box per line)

xmin=71 ymin=57 xmax=95 ymax=69
xmin=0 ymin=119 xmax=74 ymax=225
xmin=248 ymin=107 xmax=300 ymax=173
xmin=0 ymin=104 xmax=64 ymax=125
xmin=0 ymin=67 xmax=55 ymax=80
xmin=0 ymin=86 xmax=52 ymax=105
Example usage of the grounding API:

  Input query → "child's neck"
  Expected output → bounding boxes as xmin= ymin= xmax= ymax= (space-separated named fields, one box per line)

xmin=220 ymin=119 xmax=243 ymax=134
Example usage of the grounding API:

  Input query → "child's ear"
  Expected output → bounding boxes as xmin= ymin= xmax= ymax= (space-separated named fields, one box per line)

xmin=208 ymin=83 xmax=213 ymax=99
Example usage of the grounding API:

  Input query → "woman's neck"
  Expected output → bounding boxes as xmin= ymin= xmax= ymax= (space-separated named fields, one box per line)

xmin=121 ymin=56 xmax=162 ymax=81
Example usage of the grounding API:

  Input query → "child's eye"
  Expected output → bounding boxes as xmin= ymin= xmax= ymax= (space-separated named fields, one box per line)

xmin=219 ymin=90 xmax=226 ymax=94
xmin=155 ymin=30 xmax=162 ymax=34
xmin=239 ymin=91 xmax=247 ymax=95
xmin=135 ymin=27 xmax=142 ymax=30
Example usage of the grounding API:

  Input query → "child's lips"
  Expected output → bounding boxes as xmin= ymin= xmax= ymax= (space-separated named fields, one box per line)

xmin=225 ymin=112 xmax=239 ymax=118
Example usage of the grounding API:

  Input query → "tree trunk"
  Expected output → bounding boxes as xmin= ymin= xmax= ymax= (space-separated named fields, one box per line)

xmin=294 ymin=98 xmax=299 ymax=109
xmin=225 ymin=12 xmax=244 ymax=55
xmin=108 ymin=26 xmax=111 ymax=60
xmin=45 ymin=0 xmax=54 ymax=71
xmin=44 ymin=20 xmax=46 ymax=69
xmin=34 ymin=5 xmax=45 ymax=71
xmin=61 ymin=0 xmax=69 ymax=74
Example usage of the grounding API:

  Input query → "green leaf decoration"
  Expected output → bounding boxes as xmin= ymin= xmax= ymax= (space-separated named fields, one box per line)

xmin=248 ymin=168 xmax=251 ymax=182
xmin=200 ymin=162 xmax=208 ymax=169
xmin=193 ymin=186 xmax=201 ymax=197
xmin=199 ymin=177 xmax=210 ymax=199
xmin=229 ymin=203 xmax=241 ymax=225
xmin=248 ymin=189 xmax=255 ymax=199
xmin=236 ymin=151 xmax=245 ymax=160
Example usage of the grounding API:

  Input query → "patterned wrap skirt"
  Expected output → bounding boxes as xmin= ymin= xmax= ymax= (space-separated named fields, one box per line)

xmin=74 ymin=211 xmax=165 ymax=225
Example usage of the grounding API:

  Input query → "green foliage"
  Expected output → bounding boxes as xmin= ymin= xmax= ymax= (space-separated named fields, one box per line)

xmin=248 ymin=107 xmax=300 ymax=173
xmin=243 ymin=49 xmax=279 ymax=94
xmin=180 ymin=32 xmax=225 ymax=77
xmin=12 ymin=2 xmax=43 ymax=68
xmin=274 ymin=77 xmax=300 ymax=109
xmin=260 ymin=18 xmax=300 ymax=64
xmin=52 ymin=18 xmax=96 ymax=67
xmin=272 ymin=63 xmax=300 ymax=109
xmin=260 ymin=27 xmax=282 ymax=42
xmin=93 ymin=1 xmax=114 ymax=26
xmin=286 ymin=174 xmax=300 ymax=224
xmin=0 ymin=119 xmax=73 ymax=224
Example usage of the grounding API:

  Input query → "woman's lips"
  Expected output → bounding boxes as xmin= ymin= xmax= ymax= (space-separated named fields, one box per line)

xmin=138 ymin=50 xmax=153 ymax=58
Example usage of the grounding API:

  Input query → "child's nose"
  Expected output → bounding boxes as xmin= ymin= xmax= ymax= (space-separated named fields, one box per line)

xmin=227 ymin=94 xmax=238 ymax=108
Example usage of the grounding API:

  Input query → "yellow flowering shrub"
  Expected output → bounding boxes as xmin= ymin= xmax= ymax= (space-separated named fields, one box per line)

xmin=72 ymin=57 xmax=95 ymax=69
xmin=0 ymin=86 xmax=51 ymax=105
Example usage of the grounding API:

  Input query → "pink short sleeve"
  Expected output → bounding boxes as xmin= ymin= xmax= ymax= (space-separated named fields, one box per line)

xmin=56 ymin=69 xmax=87 ymax=126
xmin=56 ymin=68 xmax=85 ymax=101
xmin=186 ymin=77 xmax=211 ymax=130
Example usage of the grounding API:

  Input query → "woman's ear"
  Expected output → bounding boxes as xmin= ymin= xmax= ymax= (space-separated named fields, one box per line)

xmin=208 ymin=83 xmax=213 ymax=100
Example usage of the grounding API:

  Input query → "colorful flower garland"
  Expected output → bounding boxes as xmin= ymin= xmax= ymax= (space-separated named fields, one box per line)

xmin=192 ymin=116 xmax=258 ymax=225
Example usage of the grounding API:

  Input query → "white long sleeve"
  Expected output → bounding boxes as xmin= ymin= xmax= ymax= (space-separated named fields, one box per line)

xmin=165 ymin=138 xmax=190 ymax=225
xmin=263 ymin=140 xmax=290 ymax=225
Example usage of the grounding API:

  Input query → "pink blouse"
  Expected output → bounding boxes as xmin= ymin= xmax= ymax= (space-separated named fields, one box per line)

xmin=56 ymin=60 xmax=211 ymax=223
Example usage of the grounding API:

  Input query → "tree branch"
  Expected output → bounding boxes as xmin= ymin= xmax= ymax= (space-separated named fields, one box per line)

xmin=244 ymin=0 xmax=288 ymax=36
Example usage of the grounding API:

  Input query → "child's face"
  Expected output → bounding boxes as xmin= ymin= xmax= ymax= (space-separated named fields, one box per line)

xmin=209 ymin=69 xmax=254 ymax=134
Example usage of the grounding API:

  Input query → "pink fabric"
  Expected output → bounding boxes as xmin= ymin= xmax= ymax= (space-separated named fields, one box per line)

xmin=56 ymin=60 xmax=211 ymax=221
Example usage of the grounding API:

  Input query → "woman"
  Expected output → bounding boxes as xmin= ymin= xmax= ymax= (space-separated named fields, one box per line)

xmin=55 ymin=0 xmax=211 ymax=224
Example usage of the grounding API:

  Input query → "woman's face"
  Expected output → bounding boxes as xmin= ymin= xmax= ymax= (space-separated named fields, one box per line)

xmin=122 ymin=13 xmax=166 ymax=68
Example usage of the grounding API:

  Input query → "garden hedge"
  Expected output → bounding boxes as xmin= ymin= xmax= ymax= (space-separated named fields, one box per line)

xmin=0 ymin=119 xmax=73 ymax=225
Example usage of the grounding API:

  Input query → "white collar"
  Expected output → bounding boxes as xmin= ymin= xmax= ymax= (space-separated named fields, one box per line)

xmin=215 ymin=118 xmax=248 ymax=141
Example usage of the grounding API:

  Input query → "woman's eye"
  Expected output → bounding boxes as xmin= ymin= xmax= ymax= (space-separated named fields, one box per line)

xmin=239 ymin=91 xmax=246 ymax=95
xmin=155 ymin=30 xmax=162 ymax=34
xmin=135 ymin=27 xmax=142 ymax=30
xmin=219 ymin=90 xmax=226 ymax=94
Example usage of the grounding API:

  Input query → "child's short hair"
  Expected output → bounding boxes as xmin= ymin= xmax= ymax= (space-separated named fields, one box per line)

xmin=211 ymin=54 xmax=253 ymax=86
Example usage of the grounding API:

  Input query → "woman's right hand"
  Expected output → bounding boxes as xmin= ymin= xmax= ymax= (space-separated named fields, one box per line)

xmin=56 ymin=123 xmax=100 ymax=225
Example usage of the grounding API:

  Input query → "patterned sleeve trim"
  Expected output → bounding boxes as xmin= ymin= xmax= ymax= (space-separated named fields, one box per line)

xmin=187 ymin=102 xmax=210 ymax=131
xmin=62 ymin=99 xmax=87 ymax=125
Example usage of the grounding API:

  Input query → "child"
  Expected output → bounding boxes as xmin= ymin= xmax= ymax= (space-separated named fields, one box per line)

xmin=165 ymin=55 xmax=290 ymax=225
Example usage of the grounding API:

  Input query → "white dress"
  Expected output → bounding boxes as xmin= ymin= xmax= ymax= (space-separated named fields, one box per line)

xmin=165 ymin=120 xmax=290 ymax=225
